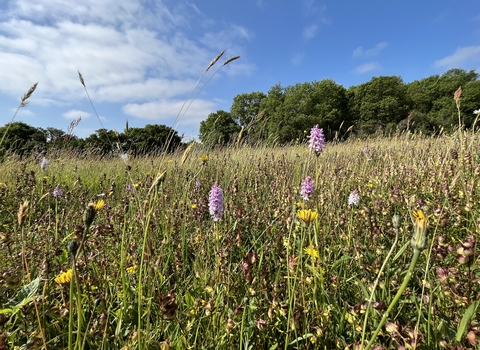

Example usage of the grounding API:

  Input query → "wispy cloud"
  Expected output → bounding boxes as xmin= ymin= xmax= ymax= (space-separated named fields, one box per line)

xmin=63 ymin=109 xmax=91 ymax=120
xmin=303 ymin=25 xmax=318 ymax=39
xmin=122 ymin=99 xmax=216 ymax=127
xmin=352 ymin=42 xmax=388 ymax=58
xmin=291 ymin=53 xmax=305 ymax=66
xmin=434 ymin=45 xmax=480 ymax=68
xmin=353 ymin=62 xmax=382 ymax=74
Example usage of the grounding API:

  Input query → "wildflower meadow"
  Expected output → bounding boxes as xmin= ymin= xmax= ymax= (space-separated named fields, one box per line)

xmin=0 ymin=59 xmax=479 ymax=349
xmin=1 ymin=125 xmax=479 ymax=349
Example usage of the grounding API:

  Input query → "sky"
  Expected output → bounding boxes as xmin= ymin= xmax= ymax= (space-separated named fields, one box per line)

xmin=0 ymin=0 xmax=479 ymax=141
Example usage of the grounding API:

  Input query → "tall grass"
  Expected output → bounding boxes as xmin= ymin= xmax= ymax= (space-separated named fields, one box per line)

xmin=0 ymin=130 xmax=479 ymax=349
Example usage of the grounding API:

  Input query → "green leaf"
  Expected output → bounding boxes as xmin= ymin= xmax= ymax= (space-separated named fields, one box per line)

xmin=184 ymin=290 xmax=194 ymax=309
xmin=16 ymin=277 xmax=40 ymax=301
xmin=456 ymin=300 xmax=479 ymax=342
xmin=289 ymin=333 xmax=313 ymax=345
xmin=0 ymin=308 xmax=14 ymax=315
xmin=393 ymin=242 xmax=410 ymax=262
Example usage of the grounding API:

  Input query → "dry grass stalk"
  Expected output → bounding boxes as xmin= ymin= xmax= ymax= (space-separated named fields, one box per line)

xmin=206 ymin=49 xmax=226 ymax=72
xmin=236 ymin=127 xmax=245 ymax=149
xmin=223 ymin=56 xmax=241 ymax=66
xmin=17 ymin=200 xmax=29 ymax=227
xmin=20 ymin=82 xmax=38 ymax=107
xmin=454 ymin=86 xmax=462 ymax=108
xmin=181 ymin=142 xmax=195 ymax=166
xmin=78 ymin=71 xmax=85 ymax=87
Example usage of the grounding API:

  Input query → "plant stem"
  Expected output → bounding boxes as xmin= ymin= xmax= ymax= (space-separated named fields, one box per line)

xmin=364 ymin=248 xmax=421 ymax=350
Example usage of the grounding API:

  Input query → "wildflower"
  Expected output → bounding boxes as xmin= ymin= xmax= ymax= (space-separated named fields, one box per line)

xmin=348 ymin=190 xmax=360 ymax=206
xmin=40 ymin=157 xmax=49 ymax=170
xmin=474 ymin=109 xmax=480 ymax=115
xmin=126 ymin=265 xmax=137 ymax=274
xmin=209 ymin=182 xmax=224 ymax=221
xmin=199 ymin=155 xmax=209 ymax=165
xmin=83 ymin=199 xmax=105 ymax=228
xmin=127 ymin=184 xmax=133 ymax=191
xmin=195 ymin=179 xmax=201 ymax=189
xmin=53 ymin=185 xmax=62 ymax=198
xmin=55 ymin=269 xmax=73 ymax=284
xmin=300 ymin=176 xmax=315 ymax=201
xmin=120 ymin=153 xmax=128 ymax=161
xmin=297 ymin=209 xmax=318 ymax=223
xmin=410 ymin=209 xmax=428 ymax=251
xmin=308 ymin=125 xmax=326 ymax=156
xmin=67 ymin=240 xmax=79 ymax=258
xmin=304 ymin=245 xmax=319 ymax=260
xmin=191 ymin=204 xmax=197 ymax=209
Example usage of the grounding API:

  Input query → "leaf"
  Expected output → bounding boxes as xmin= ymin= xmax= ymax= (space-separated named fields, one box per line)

xmin=16 ymin=277 xmax=40 ymax=301
xmin=392 ymin=242 xmax=410 ymax=262
xmin=184 ymin=290 xmax=194 ymax=309
xmin=288 ymin=333 xmax=313 ymax=345
xmin=268 ymin=344 xmax=278 ymax=350
xmin=456 ymin=300 xmax=479 ymax=342
xmin=0 ymin=308 xmax=14 ymax=315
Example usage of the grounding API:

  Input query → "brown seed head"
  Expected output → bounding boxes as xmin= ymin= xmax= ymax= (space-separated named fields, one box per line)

xmin=20 ymin=82 xmax=38 ymax=107
xmin=223 ymin=55 xmax=241 ymax=66
xmin=17 ymin=200 xmax=29 ymax=227
xmin=206 ymin=49 xmax=226 ymax=72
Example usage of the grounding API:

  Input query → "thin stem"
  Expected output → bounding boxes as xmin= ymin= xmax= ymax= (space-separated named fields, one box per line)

xmin=360 ymin=226 xmax=399 ymax=349
xmin=364 ymin=248 xmax=421 ymax=350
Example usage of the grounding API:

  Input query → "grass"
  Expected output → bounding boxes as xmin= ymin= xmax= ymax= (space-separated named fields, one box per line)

xmin=0 ymin=130 xmax=479 ymax=349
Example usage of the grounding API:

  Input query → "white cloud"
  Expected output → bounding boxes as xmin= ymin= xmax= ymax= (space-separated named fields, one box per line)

xmin=63 ymin=109 xmax=91 ymax=119
xmin=122 ymin=98 xmax=216 ymax=127
xmin=434 ymin=45 xmax=480 ymax=68
xmin=353 ymin=42 xmax=388 ymax=58
xmin=292 ymin=53 xmax=305 ymax=66
xmin=353 ymin=62 xmax=382 ymax=74
xmin=303 ymin=25 xmax=318 ymax=39
xmin=0 ymin=0 xmax=252 ymax=113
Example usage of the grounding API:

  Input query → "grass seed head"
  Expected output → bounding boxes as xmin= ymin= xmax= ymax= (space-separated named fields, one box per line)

xmin=17 ymin=200 xmax=29 ymax=227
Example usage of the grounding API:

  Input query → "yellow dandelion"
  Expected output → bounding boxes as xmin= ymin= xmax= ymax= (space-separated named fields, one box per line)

xmin=304 ymin=245 xmax=319 ymax=260
xmin=126 ymin=265 xmax=137 ymax=274
xmin=297 ymin=209 xmax=318 ymax=223
xmin=199 ymin=155 xmax=209 ymax=164
xmin=410 ymin=209 xmax=429 ymax=251
xmin=55 ymin=269 xmax=73 ymax=284
xmin=191 ymin=204 xmax=197 ymax=209
xmin=295 ymin=202 xmax=303 ymax=208
xmin=93 ymin=199 xmax=105 ymax=211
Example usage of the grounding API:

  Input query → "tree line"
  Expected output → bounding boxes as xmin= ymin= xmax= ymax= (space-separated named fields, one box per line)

xmin=1 ymin=68 xmax=479 ymax=156
xmin=199 ymin=68 xmax=480 ymax=147
xmin=0 ymin=122 xmax=181 ymax=157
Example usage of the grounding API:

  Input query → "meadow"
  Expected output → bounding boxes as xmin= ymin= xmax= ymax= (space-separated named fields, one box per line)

xmin=0 ymin=128 xmax=479 ymax=350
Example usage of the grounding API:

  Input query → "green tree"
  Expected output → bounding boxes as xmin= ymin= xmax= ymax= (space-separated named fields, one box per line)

xmin=0 ymin=122 xmax=46 ymax=157
xmin=350 ymin=76 xmax=412 ymax=135
xmin=264 ymin=80 xmax=349 ymax=143
xmin=199 ymin=110 xmax=241 ymax=148
xmin=123 ymin=124 xmax=180 ymax=154
xmin=230 ymin=92 xmax=267 ymax=142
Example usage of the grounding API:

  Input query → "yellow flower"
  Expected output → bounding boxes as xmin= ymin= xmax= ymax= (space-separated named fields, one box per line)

xmin=295 ymin=202 xmax=303 ymax=208
xmin=191 ymin=204 xmax=197 ymax=209
xmin=126 ymin=265 xmax=137 ymax=274
xmin=199 ymin=155 xmax=209 ymax=164
xmin=55 ymin=269 xmax=73 ymax=284
xmin=304 ymin=245 xmax=319 ymax=260
xmin=410 ymin=209 xmax=429 ymax=251
xmin=297 ymin=209 xmax=318 ymax=223
xmin=93 ymin=199 xmax=105 ymax=211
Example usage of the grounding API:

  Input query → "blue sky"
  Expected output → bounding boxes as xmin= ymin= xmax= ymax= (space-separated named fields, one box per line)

xmin=0 ymin=0 xmax=479 ymax=141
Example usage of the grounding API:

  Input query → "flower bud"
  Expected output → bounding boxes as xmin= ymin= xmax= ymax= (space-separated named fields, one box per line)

xmin=410 ymin=209 xmax=428 ymax=251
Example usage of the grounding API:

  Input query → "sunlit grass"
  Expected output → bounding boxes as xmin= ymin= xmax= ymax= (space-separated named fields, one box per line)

xmin=0 ymin=132 xmax=479 ymax=349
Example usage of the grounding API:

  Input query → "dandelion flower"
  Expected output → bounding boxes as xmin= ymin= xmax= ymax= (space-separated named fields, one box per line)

xmin=55 ymin=269 xmax=73 ymax=284
xmin=199 ymin=155 xmax=209 ymax=165
xmin=209 ymin=182 xmax=224 ymax=221
xmin=348 ymin=190 xmax=360 ymax=206
xmin=83 ymin=199 xmax=104 ymax=228
xmin=304 ymin=245 xmax=319 ymax=260
xmin=308 ymin=125 xmax=326 ymax=156
xmin=410 ymin=209 xmax=429 ymax=251
xmin=297 ymin=209 xmax=318 ymax=223
xmin=300 ymin=176 xmax=315 ymax=201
